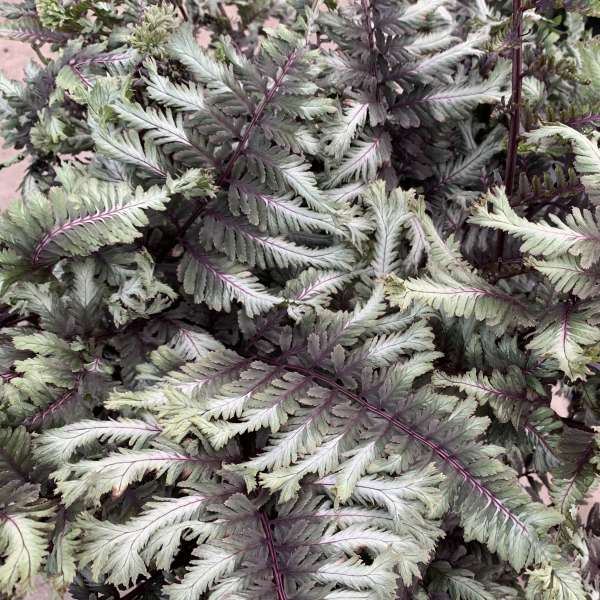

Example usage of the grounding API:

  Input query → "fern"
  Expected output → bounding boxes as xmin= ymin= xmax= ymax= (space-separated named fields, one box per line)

xmin=527 ymin=303 xmax=600 ymax=381
xmin=472 ymin=187 xmax=600 ymax=269
xmin=386 ymin=270 xmax=533 ymax=332
xmin=527 ymin=123 xmax=600 ymax=203
xmin=0 ymin=428 xmax=55 ymax=590
xmin=0 ymin=0 xmax=597 ymax=599
xmin=0 ymin=176 xmax=168 ymax=273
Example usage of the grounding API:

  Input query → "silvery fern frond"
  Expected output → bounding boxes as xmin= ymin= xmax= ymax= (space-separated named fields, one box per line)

xmin=0 ymin=428 xmax=55 ymax=590
xmin=0 ymin=0 xmax=596 ymax=598
xmin=471 ymin=187 xmax=600 ymax=269
xmin=0 ymin=176 xmax=168 ymax=274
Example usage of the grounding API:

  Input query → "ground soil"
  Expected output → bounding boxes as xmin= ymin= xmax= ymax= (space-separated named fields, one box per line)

xmin=0 ymin=34 xmax=34 ymax=209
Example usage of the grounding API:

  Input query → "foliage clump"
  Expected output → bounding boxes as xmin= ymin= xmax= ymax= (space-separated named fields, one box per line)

xmin=0 ymin=0 xmax=600 ymax=599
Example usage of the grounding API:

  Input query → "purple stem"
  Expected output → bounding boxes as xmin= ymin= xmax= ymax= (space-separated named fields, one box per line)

xmin=496 ymin=0 xmax=523 ymax=265
xmin=259 ymin=511 xmax=289 ymax=600
xmin=272 ymin=361 xmax=530 ymax=534
xmin=179 ymin=47 xmax=300 ymax=235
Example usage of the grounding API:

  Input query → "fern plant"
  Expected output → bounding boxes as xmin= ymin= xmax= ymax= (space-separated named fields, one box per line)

xmin=1 ymin=0 xmax=600 ymax=598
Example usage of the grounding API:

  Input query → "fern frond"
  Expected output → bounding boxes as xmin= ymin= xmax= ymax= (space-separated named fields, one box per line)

xmin=0 ymin=428 xmax=54 ymax=590
xmin=327 ymin=132 xmax=391 ymax=187
xmin=249 ymin=363 xmax=559 ymax=571
xmin=168 ymin=24 xmax=250 ymax=111
xmin=78 ymin=487 xmax=227 ymax=586
xmin=527 ymin=123 xmax=600 ymax=203
xmin=527 ymin=303 xmax=600 ymax=381
xmin=0 ymin=15 xmax=70 ymax=43
xmin=0 ymin=427 xmax=33 ymax=486
xmin=433 ymin=126 xmax=505 ymax=191
xmin=324 ymin=96 xmax=372 ymax=160
xmin=0 ymin=501 xmax=55 ymax=591
xmin=526 ymin=559 xmax=587 ymax=600
xmin=228 ymin=177 xmax=338 ymax=235
xmin=144 ymin=59 xmax=206 ymax=113
xmin=107 ymin=349 xmax=250 ymax=411
xmin=200 ymin=210 xmax=354 ymax=269
xmin=388 ymin=0 xmax=448 ymax=31
xmin=0 ymin=180 xmax=168 ymax=271
xmin=403 ymin=36 xmax=485 ymax=81
xmin=471 ymin=187 xmax=600 ymax=269
xmin=365 ymin=181 xmax=412 ymax=277
xmin=394 ymin=61 xmax=509 ymax=127
xmin=512 ymin=166 xmax=584 ymax=209
xmin=429 ymin=562 xmax=496 ymax=600
xmin=550 ymin=427 xmax=597 ymax=514
xmin=526 ymin=254 xmax=600 ymax=299
xmin=55 ymin=445 xmax=221 ymax=507
xmin=246 ymin=146 xmax=326 ymax=210
xmin=432 ymin=367 xmax=532 ymax=423
xmin=91 ymin=125 xmax=168 ymax=179
xmin=114 ymin=103 xmax=214 ymax=166
xmin=386 ymin=271 xmax=533 ymax=331
xmin=178 ymin=242 xmax=281 ymax=317
xmin=35 ymin=419 xmax=162 ymax=466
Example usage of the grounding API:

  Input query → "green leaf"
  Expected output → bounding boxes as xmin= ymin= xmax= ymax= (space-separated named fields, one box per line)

xmin=35 ymin=418 xmax=162 ymax=466
xmin=178 ymin=244 xmax=281 ymax=317
xmin=527 ymin=303 xmax=600 ymax=380
xmin=0 ymin=180 xmax=168 ymax=269
xmin=0 ymin=503 xmax=55 ymax=591
xmin=527 ymin=123 xmax=600 ymax=203
xmin=79 ymin=492 xmax=216 ymax=586
xmin=472 ymin=187 xmax=600 ymax=269
xmin=386 ymin=271 xmax=533 ymax=331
